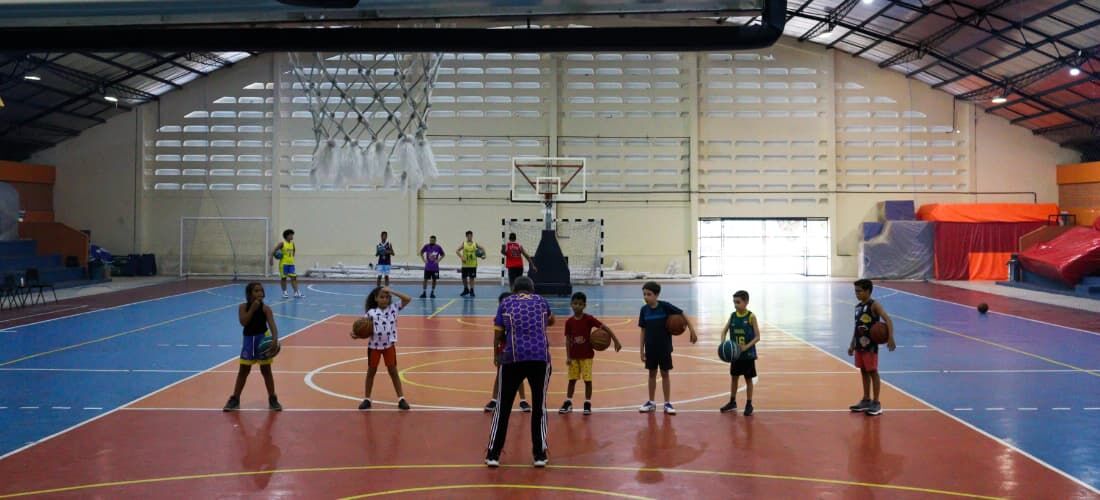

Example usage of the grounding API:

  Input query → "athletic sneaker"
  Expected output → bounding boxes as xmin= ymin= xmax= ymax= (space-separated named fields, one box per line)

xmin=720 ymin=401 xmax=737 ymax=413
xmin=849 ymin=399 xmax=871 ymax=412
xmin=558 ymin=400 xmax=573 ymax=414
xmin=419 ymin=292 xmax=427 ymax=298
xmin=639 ymin=401 xmax=656 ymax=413
xmin=866 ymin=401 xmax=882 ymax=416
xmin=520 ymin=400 xmax=532 ymax=413
xmin=358 ymin=399 xmax=372 ymax=410
xmin=484 ymin=400 xmax=497 ymax=412
xmin=664 ymin=402 xmax=677 ymax=415
xmin=583 ymin=401 xmax=592 ymax=415
xmin=430 ymin=292 xmax=436 ymax=298
xmin=223 ymin=395 xmax=240 ymax=412
xmin=469 ymin=290 xmax=476 ymax=297
xmin=268 ymin=395 xmax=282 ymax=411
xmin=744 ymin=401 xmax=754 ymax=417
xmin=294 ymin=291 xmax=303 ymax=298
xmin=282 ymin=291 xmax=289 ymax=299
xmin=461 ymin=289 xmax=469 ymax=297
xmin=533 ymin=454 xmax=548 ymax=467
xmin=398 ymin=398 xmax=410 ymax=410
xmin=485 ymin=457 xmax=500 ymax=468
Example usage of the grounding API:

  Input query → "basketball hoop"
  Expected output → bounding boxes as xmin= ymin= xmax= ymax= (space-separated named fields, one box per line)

xmin=512 ymin=157 xmax=586 ymax=231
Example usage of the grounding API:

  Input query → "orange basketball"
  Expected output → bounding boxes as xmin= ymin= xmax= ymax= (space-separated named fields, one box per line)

xmin=666 ymin=314 xmax=687 ymax=336
xmin=590 ymin=328 xmax=611 ymax=351
xmin=869 ymin=322 xmax=889 ymax=344
xmin=352 ymin=317 xmax=374 ymax=339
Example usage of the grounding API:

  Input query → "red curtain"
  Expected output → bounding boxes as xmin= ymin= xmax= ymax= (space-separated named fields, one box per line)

xmin=934 ymin=222 xmax=1045 ymax=280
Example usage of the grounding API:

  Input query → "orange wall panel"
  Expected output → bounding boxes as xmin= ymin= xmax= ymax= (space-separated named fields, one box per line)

xmin=1057 ymin=162 xmax=1100 ymax=185
xmin=0 ymin=161 xmax=55 ymax=184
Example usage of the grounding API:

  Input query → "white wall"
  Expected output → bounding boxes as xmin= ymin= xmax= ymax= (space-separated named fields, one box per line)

xmin=31 ymin=111 xmax=138 ymax=254
xmin=29 ymin=39 xmax=1081 ymax=276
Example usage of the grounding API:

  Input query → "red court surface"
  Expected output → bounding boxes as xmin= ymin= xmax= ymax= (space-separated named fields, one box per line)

xmin=0 ymin=315 xmax=1094 ymax=499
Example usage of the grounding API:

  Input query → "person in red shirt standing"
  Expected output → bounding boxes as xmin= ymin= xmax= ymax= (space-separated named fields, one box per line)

xmin=558 ymin=291 xmax=621 ymax=415
xmin=502 ymin=232 xmax=538 ymax=288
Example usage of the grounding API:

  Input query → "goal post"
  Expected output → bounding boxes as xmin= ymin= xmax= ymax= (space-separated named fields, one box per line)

xmin=180 ymin=217 xmax=270 ymax=278
xmin=502 ymin=218 xmax=604 ymax=286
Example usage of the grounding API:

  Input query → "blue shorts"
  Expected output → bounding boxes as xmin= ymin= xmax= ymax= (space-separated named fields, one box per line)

xmin=240 ymin=332 xmax=274 ymax=366
xmin=280 ymin=264 xmax=296 ymax=279
xmin=377 ymin=264 xmax=391 ymax=275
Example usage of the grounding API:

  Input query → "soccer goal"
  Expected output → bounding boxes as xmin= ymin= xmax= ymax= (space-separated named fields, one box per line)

xmin=180 ymin=217 xmax=270 ymax=278
xmin=502 ymin=218 xmax=604 ymax=286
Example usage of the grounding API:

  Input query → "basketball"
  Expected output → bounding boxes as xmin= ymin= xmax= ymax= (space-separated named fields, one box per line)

xmin=666 ymin=314 xmax=687 ymax=336
xmin=475 ymin=247 xmax=486 ymax=258
xmin=273 ymin=250 xmax=283 ymax=260
xmin=977 ymin=303 xmax=989 ymax=314
xmin=718 ymin=339 xmax=741 ymax=363
xmin=869 ymin=322 xmax=889 ymax=344
xmin=257 ymin=336 xmax=278 ymax=359
xmin=590 ymin=328 xmax=611 ymax=351
xmin=376 ymin=244 xmax=385 ymax=256
xmin=352 ymin=317 xmax=373 ymax=338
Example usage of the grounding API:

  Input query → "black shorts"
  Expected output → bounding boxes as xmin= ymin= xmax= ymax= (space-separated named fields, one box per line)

xmin=644 ymin=350 xmax=673 ymax=371
xmin=423 ymin=270 xmax=439 ymax=280
xmin=461 ymin=267 xmax=477 ymax=279
xmin=730 ymin=358 xmax=757 ymax=378
xmin=507 ymin=267 xmax=524 ymax=285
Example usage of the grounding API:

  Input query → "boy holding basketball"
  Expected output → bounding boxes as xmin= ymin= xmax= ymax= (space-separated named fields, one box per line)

xmin=375 ymin=231 xmax=395 ymax=288
xmin=457 ymin=230 xmax=486 ymax=297
xmin=271 ymin=229 xmax=302 ymax=299
xmin=638 ymin=281 xmax=697 ymax=414
xmin=848 ymin=279 xmax=895 ymax=416
xmin=559 ymin=292 xmax=621 ymax=415
xmin=224 ymin=282 xmax=282 ymax=412
xmin=719 ymin=290 xmax=760 ymax=416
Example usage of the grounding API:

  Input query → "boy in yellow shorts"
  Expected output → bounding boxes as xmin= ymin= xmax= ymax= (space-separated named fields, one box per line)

xmin=271 ymin=229 xmax=302 ymax=299
xmin=559 ymin=292 xmax=621 ymax=415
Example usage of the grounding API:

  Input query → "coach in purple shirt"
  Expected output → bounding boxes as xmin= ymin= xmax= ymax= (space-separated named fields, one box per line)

xmin=485 ymin=276 xmax=554 ymax=468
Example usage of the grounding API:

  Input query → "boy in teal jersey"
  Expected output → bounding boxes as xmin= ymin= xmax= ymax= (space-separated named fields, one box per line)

xmin=719 ymin=290 xmax=760 ymax=416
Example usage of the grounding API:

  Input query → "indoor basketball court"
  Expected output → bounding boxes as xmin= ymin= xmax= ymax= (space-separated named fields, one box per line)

xmin=1 ymin=0 xmax=1099 ymax=498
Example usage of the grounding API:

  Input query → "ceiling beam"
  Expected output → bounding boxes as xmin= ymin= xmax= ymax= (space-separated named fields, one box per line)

xmin=76 ymin=52 xmax=181 ymax=90
xmin=879 ymin=0 xmax=1019 ymax=68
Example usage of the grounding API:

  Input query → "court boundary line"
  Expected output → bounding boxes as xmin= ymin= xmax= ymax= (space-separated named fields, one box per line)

xmin=0 ymin=282 xmax=237 ymax=332
xmin=766 ymin=319 xmax=1100 ymax=495
xmin=0 ymin=314 xmax=334 ymax=462
xmin=881 ymin=285 xmax=1100 ymax=338
xmin=116 ymin=407 xmax=939 ymax=413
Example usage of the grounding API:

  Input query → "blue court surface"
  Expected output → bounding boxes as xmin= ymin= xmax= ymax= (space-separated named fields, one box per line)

xmin=0 ymin=280 xmax=1098 ymax=491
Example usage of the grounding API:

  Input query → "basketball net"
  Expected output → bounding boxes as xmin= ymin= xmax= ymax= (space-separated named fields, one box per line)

xmin=287 ymin=52 xmax=443 ymax=192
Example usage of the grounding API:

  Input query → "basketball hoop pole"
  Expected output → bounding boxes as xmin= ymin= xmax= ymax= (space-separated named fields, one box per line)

xmin=543 ymin=196 xmax=554 ymax=231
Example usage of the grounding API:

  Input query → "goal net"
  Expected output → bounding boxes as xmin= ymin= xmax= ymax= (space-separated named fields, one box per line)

xmin=180 ymin=217 xmax=270 ymax=278
xmin=502 ymin=218 xmax=603 ymax=285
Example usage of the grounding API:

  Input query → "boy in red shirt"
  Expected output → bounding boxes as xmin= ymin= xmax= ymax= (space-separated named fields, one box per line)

xmin=559 ymin=292 xmax=621 ymax=415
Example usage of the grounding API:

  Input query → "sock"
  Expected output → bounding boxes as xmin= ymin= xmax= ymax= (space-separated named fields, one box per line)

xmin=746 ymin=399 xmax=752 ymax=404
xmin=490 ymin=399 xmax=497 ymax=403
xmin=584 ymin=400 xmax=591 ymax=404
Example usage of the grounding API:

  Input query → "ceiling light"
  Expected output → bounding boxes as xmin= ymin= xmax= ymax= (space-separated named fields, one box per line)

xmin=1069 ymin=67 xmax=1081 ymax=76
xmin=862 ymin=0 xmax=873 ymax=4
xmin=991 ymin=95 xmax=1007 ymax=104
xmin=104 ymin=95 xmax=118 ymax=103
xmin=22 ymin=74 xmax=40 ymax=81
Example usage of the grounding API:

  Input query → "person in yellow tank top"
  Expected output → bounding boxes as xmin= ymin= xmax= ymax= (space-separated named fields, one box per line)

xmin=455 ymin=230 xmax=486 ymax=297
xmin=271 ymin=229 xmax=303 ymax=299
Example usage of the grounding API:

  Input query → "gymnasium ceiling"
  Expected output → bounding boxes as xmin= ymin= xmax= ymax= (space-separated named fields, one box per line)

xmin=0 ymin=0 xmax=1097 ymax=161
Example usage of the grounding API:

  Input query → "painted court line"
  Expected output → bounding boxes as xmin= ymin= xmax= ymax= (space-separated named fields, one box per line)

xmin=766 ymin=319 xmax=1100 ymax=495
xmin=117 ymin=406 xmax=939 ymax=414
xmin=0 ymin=305 xmax=90 ymax=324
xmin=0 ymin=314 xmax=332 ymax=462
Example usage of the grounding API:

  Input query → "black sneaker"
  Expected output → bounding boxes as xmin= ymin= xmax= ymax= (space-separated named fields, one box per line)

xmin=583 ymin=402 xmax=592 ymax=415
xmin=485 ymin=455 xmax=500 ymax=468
xmin=430 ymin=292 xmax=436 ymax=298
xmin=419 ymin=292 xmax=427 ymax=298
xmin=358 ymin=399 xmax=372 ymax=410
xmin=398 ymin=398 xmax=410 ymax=410
xmin=849 ymin=399 xmax=871 ymax=412
xmin=461 ymin=289 xmax=469 ymax=297
xmin=469 ymin=290 xmax=476 ymax=297
xmin=533 ymin=454 xmax=548 ymax=467
xmin=720 ymin=401 xmax=737 ymax=413
xmin=558 ymin=400 xmax=573 ymax=414
xmin=866 ymin=400 xmax=882 ymax=416
xmin=223 ymin=395 xmax=240 ymax=412
xmin=744 ymin=402 xmax=754 ymax=416
xmin=484 ymin=400 xmax=498 ymax=412
xmin=268 ymin=395 xmax=282 ymax=411
xmin=519 ymin=400 xmax=532 ymax=413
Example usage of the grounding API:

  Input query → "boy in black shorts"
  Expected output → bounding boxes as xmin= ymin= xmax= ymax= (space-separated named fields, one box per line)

xmin=720 ymin=290 xmax=760 ymax=416
xmin=638 ymin=281 xmax=697 ymax=414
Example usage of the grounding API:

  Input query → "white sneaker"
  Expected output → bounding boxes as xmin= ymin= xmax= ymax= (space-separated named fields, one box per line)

xmin=282 ymin=292 xmax=289 ymax=299
xmin=485 ymin=458 xmax=499 ymax=468
xmin=294 ymin=291 xmax=303 ymax=298
xmin=663 ymin=402 xmax=677 ymax=415
xmin=639 ymin=401 xmax=656 ymax=413
xmin=533 ymin=455 xmax=548 ymax=467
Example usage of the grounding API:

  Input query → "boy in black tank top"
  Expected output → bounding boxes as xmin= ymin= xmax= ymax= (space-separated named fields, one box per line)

xmin=224 ymin=282 xmax=282 ymax=411
xmin=847 ymin=279 xmax=895 ymax=416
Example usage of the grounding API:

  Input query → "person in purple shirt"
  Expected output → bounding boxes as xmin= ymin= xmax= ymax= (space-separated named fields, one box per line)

xmin=418 ymin=235 xmax=445 ymax=298
xmin=485 ymin=276 xmax=554 ymax=468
